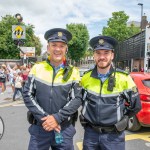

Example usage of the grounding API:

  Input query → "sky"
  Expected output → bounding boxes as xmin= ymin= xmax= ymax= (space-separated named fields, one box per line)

xmin=0 ymin=0 xmax=150 ymax=53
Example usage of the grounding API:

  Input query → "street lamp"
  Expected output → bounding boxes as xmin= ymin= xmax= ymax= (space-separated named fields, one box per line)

xmin=138 ymin=3 xmax=143 ymax=30
xmin=15 ymin=13 xmax=23 ymax=23
xmin=137 ymin=3 xmax=144 ymax=60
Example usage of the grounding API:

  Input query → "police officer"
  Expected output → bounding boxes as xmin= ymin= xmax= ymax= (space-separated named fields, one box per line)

xmin=80 ymin=35 xmax=141 ymax=150
xmin=23 ymin=28 xmax=82 ymax=150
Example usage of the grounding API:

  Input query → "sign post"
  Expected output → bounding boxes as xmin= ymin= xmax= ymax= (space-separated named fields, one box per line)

xmin=12 ymin=25 xmax=26 ymax=40
xmin=12 ymin=13 xmax=26 ymax=65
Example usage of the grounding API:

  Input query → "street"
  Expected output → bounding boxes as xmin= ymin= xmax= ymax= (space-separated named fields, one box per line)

xmin=0 ymin=86 xmax=150 ymax=150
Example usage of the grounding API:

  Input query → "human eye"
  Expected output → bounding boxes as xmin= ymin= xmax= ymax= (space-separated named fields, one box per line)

xmin=60 ymin=44 xmax=66 ymax=49
xmin=51 ymin=43 xmax=56 ymax=47
xmin=104 ymin=51 xmax=110 ymax=55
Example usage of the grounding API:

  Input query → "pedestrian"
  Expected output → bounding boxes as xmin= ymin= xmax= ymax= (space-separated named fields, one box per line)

xmin=132 ymin=65 xmax=138 ymax=72
xmin=125 ymin=66 xmax=130 ymax=73
xmin=7 ymin=63 xmax=16 ymax=92
xmin=21 ymin=65 xmax=29 ymax=88
xmin=0 ymin=64 xmax=7 ymax=94
xmin=140 ymin=67 xmax=144 ymax=72
xmin=23 ymin=28 xmax=82 ymax=150
xmin=80 ymin=35 xmax=142 ymax=150
xmin=13 ymin=71 xmax=23 ymax=101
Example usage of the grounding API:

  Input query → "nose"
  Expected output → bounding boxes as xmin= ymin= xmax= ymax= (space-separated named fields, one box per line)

xmin=55 ymin=46 xmax=61 ymax=51
xmin=98 ymin=54 xmax=105 ymax=59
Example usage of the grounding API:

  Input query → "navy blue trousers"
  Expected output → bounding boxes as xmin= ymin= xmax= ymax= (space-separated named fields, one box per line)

xmin=28 ymin=124 xmax=76 ymax=150
xmin=83 ymin=126 xmax=125 ymax=150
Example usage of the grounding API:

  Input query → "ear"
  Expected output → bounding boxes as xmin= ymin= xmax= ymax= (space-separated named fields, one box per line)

xmin=111 ymin=52 xmax=114 ymax=60
xmin=47 ymin=43 xmax=50 ymax=54
xmin=66 ymin=46 xmax=68 ymax=53
xmin=47 ymin=43 xmax=50 ymax=50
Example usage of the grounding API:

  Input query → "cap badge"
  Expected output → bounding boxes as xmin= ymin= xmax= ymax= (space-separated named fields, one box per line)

xmin=58 ymin=32 xmax=63 ymax=37
xmin=99 ymin=39 xmax=104 ymax=44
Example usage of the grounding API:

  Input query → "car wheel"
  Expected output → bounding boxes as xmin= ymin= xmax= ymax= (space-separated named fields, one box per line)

xmin=127 ymin=115 xmax=141 ymax=131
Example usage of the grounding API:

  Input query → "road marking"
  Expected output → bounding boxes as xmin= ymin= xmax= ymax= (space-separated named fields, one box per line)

xmin=12 ymin=103 xmax=25 ymax=107
xmin=76 ymin=132 xmax=150 ymax=150
xmin=145 ymin=143 xmax=150 ymax=147
xmin=0 ymin=101 xmax=24 ymax=108
xmin=126 ymin=132 xmax=150 ymax=142
xmin=76 ymin=142 xmax=83 ymax=150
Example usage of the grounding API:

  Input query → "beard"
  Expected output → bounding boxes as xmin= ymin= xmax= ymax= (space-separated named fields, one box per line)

xmin=97 ymin=60 xmax=112 ymax=69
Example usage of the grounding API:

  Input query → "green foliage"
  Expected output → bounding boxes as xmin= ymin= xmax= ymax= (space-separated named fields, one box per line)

xmin=128 ymin=23 xmax=140 ymax=37
xmin=66 ymin=23 xmax=89 ymax=63
xmin=0 ymin=15 xmax=42 ymax=59
xmin=102 ymin=11 xmax=140 ymax=42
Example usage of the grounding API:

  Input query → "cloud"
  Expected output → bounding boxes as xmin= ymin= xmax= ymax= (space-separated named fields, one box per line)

xmin=0 ymin=0 xmax=150 ymax=53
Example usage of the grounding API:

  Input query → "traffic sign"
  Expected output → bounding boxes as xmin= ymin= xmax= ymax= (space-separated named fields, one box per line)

xmin=20 ymin=47 xmax=35 ymax=57
xmin=12 ymin=25 xmax=26 ymax=39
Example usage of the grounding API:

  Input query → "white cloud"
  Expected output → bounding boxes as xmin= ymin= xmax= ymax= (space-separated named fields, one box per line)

xmin=0 ymin=0 xmax=150 ymax=53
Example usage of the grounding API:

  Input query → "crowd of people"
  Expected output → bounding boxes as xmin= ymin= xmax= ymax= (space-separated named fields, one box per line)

xmin=125 ymin=65 xmax=144 ymax=73
xmin=0 ymin=63 xmax=31 ymax=100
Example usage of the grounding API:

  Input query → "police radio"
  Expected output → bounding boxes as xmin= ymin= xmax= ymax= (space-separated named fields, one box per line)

xmin=107 ymin=74 xmax=116 ymax=91
xmin=63 ymin=66 xmax=73 ymax=82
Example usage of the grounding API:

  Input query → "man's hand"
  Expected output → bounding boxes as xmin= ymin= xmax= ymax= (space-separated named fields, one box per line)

xmin=41 ymin=115 xmax=60 ymax=132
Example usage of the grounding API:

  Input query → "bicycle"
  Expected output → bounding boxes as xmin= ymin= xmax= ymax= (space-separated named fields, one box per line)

xmin=0 ymin=116 xmax=4 ymax=140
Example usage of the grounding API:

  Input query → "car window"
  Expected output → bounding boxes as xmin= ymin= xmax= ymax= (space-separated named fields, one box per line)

xmin=142 ymin=79 xmax=150 ymax=88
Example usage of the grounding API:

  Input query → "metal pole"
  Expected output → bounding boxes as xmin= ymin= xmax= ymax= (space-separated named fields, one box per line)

xmin=138 ymin=3 xmax=143 ymax=30
xmin=138 ymin=3 xmax=144 ymax=61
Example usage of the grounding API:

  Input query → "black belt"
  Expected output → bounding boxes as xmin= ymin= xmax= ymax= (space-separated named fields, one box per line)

xmin=88 ymin=124 xmax=116 ymax=133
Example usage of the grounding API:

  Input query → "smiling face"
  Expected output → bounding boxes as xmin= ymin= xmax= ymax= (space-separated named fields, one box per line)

xmin=47 ymin=41 xmax=67 ymax=67
xmin=94 ymin=49 xmax=114 ymax=72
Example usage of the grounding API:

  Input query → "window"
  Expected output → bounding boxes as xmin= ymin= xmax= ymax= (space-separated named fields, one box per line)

xmin=142 ymin=79 xmax=150 ymax=88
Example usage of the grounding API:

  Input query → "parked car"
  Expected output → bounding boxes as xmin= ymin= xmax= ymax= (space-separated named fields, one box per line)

xmin=127 ymin=72 xmax=150 ymax=131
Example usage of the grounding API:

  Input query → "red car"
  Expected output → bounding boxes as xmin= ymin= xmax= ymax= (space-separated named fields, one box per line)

xmin=127 ymin=72 xmax=150 ymax=131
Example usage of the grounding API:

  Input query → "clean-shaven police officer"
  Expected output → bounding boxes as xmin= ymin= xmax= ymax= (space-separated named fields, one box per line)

xmin=80 ymin=35 xmax=141 ymax=150
xmin=23 ymin=28 xmax=82 ymax=150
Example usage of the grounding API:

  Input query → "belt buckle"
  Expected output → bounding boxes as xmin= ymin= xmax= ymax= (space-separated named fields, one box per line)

xmin=99 ymin=127 xmax=105 ymax=133
xmin=96 ymin=127 xmax=103 ymax=133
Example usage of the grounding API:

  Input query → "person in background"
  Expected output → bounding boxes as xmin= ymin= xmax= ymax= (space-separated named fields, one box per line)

xmin=7 ymin=63 xmax=17 ymax=92
xmin=13 ymin=71 xmax=23 ymax=101
xmin=132 ymin=66 xmax=138 ymax=72
xmin=0 ymin=64 xmax=7 ymax=94
xmin=125 ymin=66 xmax=130 ymax=73
xmin=140 ymin=67 xmax=144 ymax=72
xmin=21 ymin=65 xmax=29 ymax=88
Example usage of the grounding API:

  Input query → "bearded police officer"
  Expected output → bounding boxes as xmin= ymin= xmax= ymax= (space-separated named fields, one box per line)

xmin=80 ymin=35 xmax=141 ymax=150
xmin=23 ymin=28 xmax=82 ymax=150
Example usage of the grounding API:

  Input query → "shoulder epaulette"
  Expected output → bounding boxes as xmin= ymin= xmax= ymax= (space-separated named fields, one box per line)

xmin=116 ymin=68 xmax=129 ymax=75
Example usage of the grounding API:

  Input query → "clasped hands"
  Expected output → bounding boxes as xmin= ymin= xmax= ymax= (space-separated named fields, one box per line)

xmin=41 ymin=115 xmax=61 ymax=132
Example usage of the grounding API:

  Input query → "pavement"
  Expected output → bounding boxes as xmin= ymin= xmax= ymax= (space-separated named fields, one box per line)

xmin=0 ymin=83 xmax=23 ymax=107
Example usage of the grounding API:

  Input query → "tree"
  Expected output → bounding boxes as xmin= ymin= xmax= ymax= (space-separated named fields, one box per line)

xmin=0 ymin=15 xmax=42 ymax=59
xmin=66 ymin=23 xmax=89 ymax=65
xmin=128 ymin=23 xmax=140 ymax=37
xmin=102 ymin=11 xmax=140 ymax=42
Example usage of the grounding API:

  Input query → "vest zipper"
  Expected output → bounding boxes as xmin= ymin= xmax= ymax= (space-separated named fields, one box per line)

xmin=98 ymin=79 xmax=103 ymax=123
